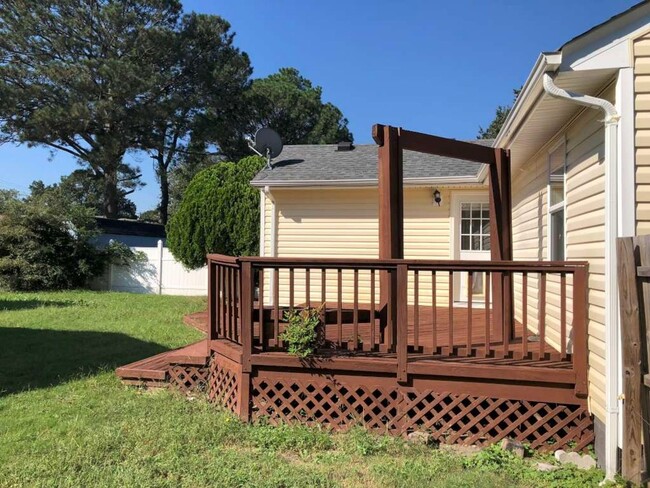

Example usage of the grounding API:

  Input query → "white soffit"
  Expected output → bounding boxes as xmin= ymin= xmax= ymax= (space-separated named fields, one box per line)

xmin=508 ymin=68 xmax=616 ymax=172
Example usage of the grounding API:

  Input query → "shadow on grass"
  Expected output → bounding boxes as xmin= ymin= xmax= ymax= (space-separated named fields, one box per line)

xmin=0 ymin=327 xmax=169 ymax=396
xmin=0 ymin=298 xmax=77 ymax=311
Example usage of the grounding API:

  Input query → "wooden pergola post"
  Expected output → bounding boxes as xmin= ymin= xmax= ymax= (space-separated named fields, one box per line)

xmin=374 ymin=124 xmax=402 ymax=350
xmin=373 ymin=124 xmax=514 ymax=347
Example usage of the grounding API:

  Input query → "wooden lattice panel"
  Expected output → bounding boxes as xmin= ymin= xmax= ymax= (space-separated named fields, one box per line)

xmin=250 ymin=373 xmax=593 ymax=452
xmin=168 ymin=365 xmax=209 ymax=395
xmin=252 ymin=377 xmax=398 ymax=431
xmin=397 ymin=389 xmax=593 ymax=452
xmin=208 ymin=354 xmax=240 ymax=415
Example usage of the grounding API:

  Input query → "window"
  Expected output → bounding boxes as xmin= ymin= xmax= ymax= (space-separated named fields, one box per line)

xmin=548 ymin=144 xmax=566 ymax=261
xmin=460 ymin=202 xmax=490 ymax=251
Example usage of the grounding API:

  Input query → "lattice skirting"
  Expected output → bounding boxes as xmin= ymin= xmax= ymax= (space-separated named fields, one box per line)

xmin=168 ymin=365 xmax=209 ymax=395
xmin=250 ymin=372 xmax=593 ymax=452
xmin=207 ymin=353 xmax=241 ymax=416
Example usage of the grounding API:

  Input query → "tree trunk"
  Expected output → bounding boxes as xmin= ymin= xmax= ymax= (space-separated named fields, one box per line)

xmin=158 ymin=156 xmax=169 ymax=225
xmin=103 ymin=166 xmax=119 ymax=219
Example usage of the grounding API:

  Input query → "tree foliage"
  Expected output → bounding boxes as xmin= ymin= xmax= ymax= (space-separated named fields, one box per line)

xmin=214 ymin=67 xmax=354 ymax=161
xmin=0 ymin=0 xmax=184 ymax=217
xmin=29 ymin=168 xmax=141 ymax=219
xmin=0 ymin=193 xmax=105 ymax=291
xmin=477 ymin=88 xmax=521 ymax=140
xmin=137 ymin=12 xmax=251 ymax=225
xmin=166 ymin=156 xmax=265 ymax=269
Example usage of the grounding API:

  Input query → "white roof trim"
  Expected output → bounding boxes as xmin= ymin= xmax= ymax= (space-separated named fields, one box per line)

xmin=250 ymin=175 xmax=483 ymax=189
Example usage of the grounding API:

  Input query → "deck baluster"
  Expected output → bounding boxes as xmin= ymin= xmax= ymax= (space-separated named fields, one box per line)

xmin=431 ymin=271 xmax=437 ymax=354
xmin=484 ymin=271 xmax=490 ymax=358
xmin=273 ymin=267 xmax=279 ymax=348
xmin=414 ymin=270 xmax=420 ymax=352
xmin=352 ymin=269 xmax=359 ymax=351
xmin=258 ymin=268 xmax=264 ymax=349
xmin=337 ymin=268 xmax=343 ymax=347
xmin=370 ymin=269 xmax=376 ymax=351
xmin=522 ymin=272 xmax=528 ymax=359
xmin=538 ymin=272 xmax=547 ymax=359
xmin=447 ymin=271 xmax=453 ymax=356
xmin=560 ymin=272 xmax=567 ymax=359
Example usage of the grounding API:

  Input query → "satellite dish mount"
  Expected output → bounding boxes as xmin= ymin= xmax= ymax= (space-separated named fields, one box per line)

xmin=246 ymin=128 xmax=283 ymax=169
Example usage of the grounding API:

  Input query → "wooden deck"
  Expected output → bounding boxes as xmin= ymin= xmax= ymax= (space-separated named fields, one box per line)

xmin=116 ymin=340 xmax=208 ymax=385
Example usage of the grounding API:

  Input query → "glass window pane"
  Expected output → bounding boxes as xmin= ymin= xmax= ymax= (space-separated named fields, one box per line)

xmin=482 ymin=235 xmax=491 ymax=251
xmin=471 ymin=220 xmax=481 ymax=234
xmin=482 ymin=220 xmax=490 ymax=234
xmin=472 ymin=236 xmax=480 ymax=250
xmin=551 ymin=209 xmax=565 ymax=260
xmin=472 ymin=208 xmax=481 ymax=219
xmin=461 ymin=204 xmax=470 ymax=218
xmin=482 ymin=207 xmax=489 ymax=219
xmin=461 ymin=220 xmax=470 ymax=234
xmin=472 ymin=272 xmax=483 ymax=294
xmin=461 ymin=236 xmax=470 ymax=251
xmin=550 ymin=181 xmax=564 ymax=207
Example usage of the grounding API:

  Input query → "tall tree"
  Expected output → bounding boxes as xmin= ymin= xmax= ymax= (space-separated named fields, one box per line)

xmin=29 ymin=167 xmax=141 ymax=219
xmin=138 ymin=13 xmax=251 ymax=225
xmin=0 ymin=0 xmax=182 ymax=218
xmin=478 ymin=88 xmax=521 ymax=140
xmin=215 ymin=67 xmax=354 ymax=161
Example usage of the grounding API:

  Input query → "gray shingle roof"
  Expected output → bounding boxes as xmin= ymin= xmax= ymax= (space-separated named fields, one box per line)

xmin=251 ymin=140 xmax=493 ymax=187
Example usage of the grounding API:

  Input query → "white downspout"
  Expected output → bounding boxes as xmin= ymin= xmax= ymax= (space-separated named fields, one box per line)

xmin=543 ymin=71 xmax=620 ymax=479
xmin=263 ymin=186 xmax=277 ymax=306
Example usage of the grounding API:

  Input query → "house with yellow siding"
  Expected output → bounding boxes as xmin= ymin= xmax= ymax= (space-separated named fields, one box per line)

xmin=247 ymin=2 xmax=650 ymax=477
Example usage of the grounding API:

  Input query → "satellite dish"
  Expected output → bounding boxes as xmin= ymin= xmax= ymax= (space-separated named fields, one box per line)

xmin=247 ymin=128 xmax=283 ymax=168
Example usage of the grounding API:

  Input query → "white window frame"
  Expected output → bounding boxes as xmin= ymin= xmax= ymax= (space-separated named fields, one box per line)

xmin=547 ymin=140 xmax=567 ymax=261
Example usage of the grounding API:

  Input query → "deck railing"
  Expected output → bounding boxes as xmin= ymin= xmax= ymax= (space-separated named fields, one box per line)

xmin=207 ymin=254 xmax=588 ymax=395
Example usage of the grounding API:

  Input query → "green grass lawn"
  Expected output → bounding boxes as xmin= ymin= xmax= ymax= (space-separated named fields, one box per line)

xmin=0 ymin=291 xmax=615 ymax=487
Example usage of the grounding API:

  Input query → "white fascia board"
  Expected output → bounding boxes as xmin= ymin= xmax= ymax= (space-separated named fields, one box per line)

xmin=493 ymin=52 xmax=562 ymax=151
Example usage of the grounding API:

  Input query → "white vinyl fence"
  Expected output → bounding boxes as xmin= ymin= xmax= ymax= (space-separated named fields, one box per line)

xmin=95 ymin=240 xmax=207 ymax=296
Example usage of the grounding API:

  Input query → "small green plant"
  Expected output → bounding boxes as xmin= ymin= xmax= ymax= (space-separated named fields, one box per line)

xmin=280 ymin=305 xmax=324 ymax=358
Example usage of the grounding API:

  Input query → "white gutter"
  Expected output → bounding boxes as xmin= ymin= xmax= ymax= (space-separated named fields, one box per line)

xmin=542 ymin=68 xmax=620 ymax=480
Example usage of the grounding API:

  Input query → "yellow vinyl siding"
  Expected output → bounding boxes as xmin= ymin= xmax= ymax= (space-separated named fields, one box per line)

xmin=511 ymin=87 xmax=610 ymax=421
xmin=261 ymin=187 xmax=486 ymax=307
xmin=635 ymin=33 xmax=650 ymax=234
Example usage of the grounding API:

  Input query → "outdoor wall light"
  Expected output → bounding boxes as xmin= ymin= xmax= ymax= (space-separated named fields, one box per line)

xmin=433 ymin=189 xmax=442 ymax=206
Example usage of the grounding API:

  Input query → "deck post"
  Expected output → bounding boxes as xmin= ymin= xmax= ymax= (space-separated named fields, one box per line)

xmin=374 ymin=124 xmax=403 ymax=351
xmin=488 ymin=148 xmax=513 ymax=342
xmin=396 ymin=264 xmax=409 ymax=382
xmin=572 ymin=264 xmax=589 ymax=398
xmin=208 ymin=259 xmax=217 ymax=349
xmin=240 ymin=261 xmax=254 ymax=373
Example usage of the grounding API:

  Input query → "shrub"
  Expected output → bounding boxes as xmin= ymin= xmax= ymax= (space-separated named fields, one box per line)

xmin=166 ymin=156 xmax=265 ymax=269
xmin=0 ymin=197 xmax=106 ymax=291
xmin=280 ymin=305 xmax=324 ymax=358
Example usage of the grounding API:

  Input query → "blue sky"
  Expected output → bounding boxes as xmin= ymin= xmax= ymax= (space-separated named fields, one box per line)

xmin=0 ymin=0 xmax=639 ymax=213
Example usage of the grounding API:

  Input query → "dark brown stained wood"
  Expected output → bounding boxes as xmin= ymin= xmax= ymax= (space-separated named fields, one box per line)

xmin=289 ymin=268 xmax=295 ymax=309
xmin=236 ymin=268 xmax=241 ymax=342
xmin=522 ymin=272 xmax=528 ymax=359
xmin=538 ymin=273 xmax=546 ymax=360
xmin=337 ymin=268 xmax=343 ymax=346
xmin=258 ymin=268 xmax=264 ymax=349
xmin=635 ymin=237 xmax=650 ymax=481
xmin=448 ymin=271 xmax=453 ymax=356
xmin=306 ymin=268 xmax=311 ymax=308
xmin=377 ymin=125 xmax=403 ymax=309
xmin=617 ymin=237 xmax=643 ymax=485
xmin=432 ymin=271 xmax=437 ymax=353
xmin=220 ymin=265 xmax=225 ymax=336
xmin=467 ymin=272 xmax=473 ymax=356
xmin=230 ymin=267 xmax=236 ymax=340
xmin=240 ymin=261 xmax=254 ymax=372
xmin=321 ymin=269 xmax=327 ymax=317
xmin=396 ymin=265 xmax=408 ymax=382
xmin=370 ymin=269 xmax=376 ymax=351
xmin=414 ymin=270 xmax=420 ymax=351
xmin=273 ymin=268 xmax=279 ymax=347
xmin=239 ymin=371 xmax=251 ymax=421
xmin=560 ymin=272 xmax=567 ymax=359
xmin=572 ymin=264 xmax=589 ymax=398
xmin=398 ymin=128 xmax=496 ymax=164
xmin=208 ymin=262 xmax=216 ymax=342
xmin=352 ymin=269 xmax=359 ymax=350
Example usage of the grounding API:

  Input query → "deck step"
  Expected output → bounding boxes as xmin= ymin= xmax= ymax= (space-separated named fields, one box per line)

xmin=116 ymin=340 xmax=209 ymax=383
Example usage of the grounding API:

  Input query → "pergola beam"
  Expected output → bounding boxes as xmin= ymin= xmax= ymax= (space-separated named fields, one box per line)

xmin=373 ymin=123 xmax=514 ymax=348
